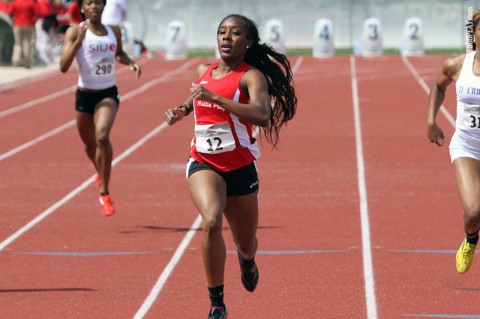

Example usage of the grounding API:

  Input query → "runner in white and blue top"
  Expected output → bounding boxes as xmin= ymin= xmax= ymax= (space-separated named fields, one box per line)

xmin=76 ymin=23 xmax=117 ymax=90
xmin=59 ymin=0 xmax=141 ymax=217
xmin=427 ymin=8 xmax=480 ymax=275
xmin=452 ymin=50 xmax=480 ymax=160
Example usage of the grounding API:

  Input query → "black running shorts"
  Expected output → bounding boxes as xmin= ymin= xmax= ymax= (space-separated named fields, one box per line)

xmin=75 ymin=85 xmax=120 ymax=114
xmin=186 ymin=158 xmax=259 ymax=196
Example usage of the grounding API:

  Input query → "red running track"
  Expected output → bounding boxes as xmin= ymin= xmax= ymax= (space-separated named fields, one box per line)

xmin=0 ymin=53 xmax=476 ymax=318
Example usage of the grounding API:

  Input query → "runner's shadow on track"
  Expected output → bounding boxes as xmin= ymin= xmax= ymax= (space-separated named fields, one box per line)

xmin=119 ymin=225 xmax=283 ymax=234
xmin=456 ymin=287 xmax=480 ymax=292
xmin=0 ymin=288 xmax=95 ymax=293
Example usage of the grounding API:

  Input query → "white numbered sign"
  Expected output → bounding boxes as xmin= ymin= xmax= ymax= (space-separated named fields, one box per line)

xmin=165 ymin=20 xmax=188 ymax=60
xmin=312 ymin=19 xmax=334 ymax=58
xmin=264 ymin=19 xmax=286 ymax=54
xmin=361 ymin=18 xmax=383 ymax=57
xmin=401 ymin=17 xmax=424 ymax=56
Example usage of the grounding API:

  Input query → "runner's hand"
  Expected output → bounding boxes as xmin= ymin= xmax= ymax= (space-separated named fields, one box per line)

xmin=427 ymin=123 xmax=445 ymax=146
xmin=164 ymin=107 xmax=185 ymax=125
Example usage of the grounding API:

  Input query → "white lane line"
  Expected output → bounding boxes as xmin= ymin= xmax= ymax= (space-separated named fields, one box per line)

xmin=0 ymin=63 xmax=137 ymax=118
xmin=0 ymin=120 xmax=169 ymax=251
xmin=0 ymin=86 xmax=76 ymax=118
xmin=0 ymin=120 xmax=75 ymax=161
xmin=0 ymin=59 xmax=199 ymax=162
xmin=401 ymin=55 xmax=455 ymax=127
xmin=0 ymin=59 xmax=201 ymax=248
xmin=350 ymin=55 xmax=378 ymax=319
xmin=292 ymin=55 xmax=304 ymax=74
xmin=133 ymin=215 xmax=202 ymax=319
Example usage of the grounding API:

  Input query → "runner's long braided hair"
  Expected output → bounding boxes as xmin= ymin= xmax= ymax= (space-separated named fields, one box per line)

xmin=218 ymin=14 xmax=297 ymax=148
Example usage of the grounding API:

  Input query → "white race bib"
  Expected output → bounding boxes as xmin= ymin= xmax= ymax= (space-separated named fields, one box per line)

xmin=461 ymin=103 xmax=480 ymax=130
xmin=195 ymin=122 xmax=236 ymax=154
xmin=91 ymin=62 xmax=114 ymax=77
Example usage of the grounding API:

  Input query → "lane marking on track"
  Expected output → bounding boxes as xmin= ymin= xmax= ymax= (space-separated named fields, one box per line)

xmin=132 ymin=55 xmax=305 ymax=319
xmin=350 ymin=55 xmax=378 ymax=319
xmin=0 ymin=59 xmax=199 ymax=162
xmin=385 ymin=249 xmax=458 ymax=254
xmin=0 ymin=86 xmax=76 ymax=118
xmin=0 ymin=58 xmax=200 ymax=249
xmin=401 ymin=56 xmax=455 ymax=127
xmin=403 ymin=314 xmax=480 ymax=318
xmin=15 ymin=251 xmax=157 ymax=256
xmin=0 ymin=121 xmax=169 ymax=252
xmin=13 ymin=249 xmax=352 ymax=257
xmin=0 ymin=121 xmax=75 ymax=161
xmin=0 ymin=62 xmax=140 ymax=118
xmin=133 ymin=216 xmax=202 ymax=319
xmin=0 ymin=67 xmax=58 ymax=93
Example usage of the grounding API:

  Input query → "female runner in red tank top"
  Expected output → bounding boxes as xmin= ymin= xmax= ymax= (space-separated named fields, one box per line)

xmin=165 ymin=14 xmax=297 ymax=319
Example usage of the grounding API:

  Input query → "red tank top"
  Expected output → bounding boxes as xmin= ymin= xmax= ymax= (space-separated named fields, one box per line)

xmin=190 ymin=62 xmax=260 ymax=172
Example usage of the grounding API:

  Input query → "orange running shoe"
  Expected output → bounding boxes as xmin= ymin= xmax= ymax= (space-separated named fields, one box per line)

xmin=93 ymin=173 xmax=102 ymax=188
xmin=99 ymin=194 xmax=115 ymax=217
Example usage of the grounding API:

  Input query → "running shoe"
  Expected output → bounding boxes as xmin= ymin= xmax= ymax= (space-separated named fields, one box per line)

xmin=237 ymin=251 xmax=259 ymax=292
xmin=99 ymin=194 xmax=115 ymax=217
xmin=208 ymin=307 xmax=228 ymax=319
xmin=456 ymin=238 xmax=477 ymax=274
xmin=93 ymin=173 xmax=102 ymax=188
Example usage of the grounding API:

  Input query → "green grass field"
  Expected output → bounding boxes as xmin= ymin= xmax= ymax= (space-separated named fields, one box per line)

xmin=183 ymin=47 xmax=465 ymax=57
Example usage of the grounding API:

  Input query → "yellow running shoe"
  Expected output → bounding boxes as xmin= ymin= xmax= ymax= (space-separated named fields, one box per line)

xmin=456 ymin=238 xmax=477 ymax=274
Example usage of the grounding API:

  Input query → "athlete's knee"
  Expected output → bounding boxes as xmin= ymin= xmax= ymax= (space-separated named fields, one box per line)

xmin=202 ymin=213 xmax=223 ymax=237
xmin=95 ymin=131 xmax=111 ymax=148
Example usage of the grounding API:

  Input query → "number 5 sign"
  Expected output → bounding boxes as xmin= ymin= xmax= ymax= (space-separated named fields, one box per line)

xmin=264 ymin=19 xmax=286 ymax=54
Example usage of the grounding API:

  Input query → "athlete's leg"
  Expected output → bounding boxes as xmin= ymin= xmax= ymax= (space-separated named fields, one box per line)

xmin=453 ymin=157 xmax=480 ymax=234
xmin=223 ymin=192 xmax=259 ymax=260
xmin=224 ymin=192 xmax=260 ymax=292
xmin=453 ymin=157 xmax=480 ymax=273
xmin=75 ymin=111 xmax=97 ymax=169
xmin=188 ymin=170 xmax=227 ymax=287
xmin=93 ymin=98 xmax=117 ymax=195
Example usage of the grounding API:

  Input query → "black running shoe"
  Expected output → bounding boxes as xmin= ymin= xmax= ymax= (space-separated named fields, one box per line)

xmin=238 ymin=251 xmax=259 ymax=292
xmin=208 ymin=306 xmax=228 ymax=319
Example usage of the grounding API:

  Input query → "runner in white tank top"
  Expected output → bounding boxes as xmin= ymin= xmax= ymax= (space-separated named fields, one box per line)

xmin=451 ymin=50 xmax=480 ymax=159
xmin=75 ymin=24 xmax=117 ymax=90
xmin=59 ymin=0 xmax=141 ymax=217
xmin=428 ymin=9 xmax=480 ymax=275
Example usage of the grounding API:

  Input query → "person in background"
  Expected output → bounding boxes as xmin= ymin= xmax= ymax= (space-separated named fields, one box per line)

xmin=164 ymin=14 xmax=297 ymax=319
xmin=59 ymin=0 xmax=141 ymax=216
xmin=428 ymin=8 xmax=480 ymax=274
xmin=56 ymin=0 xmax=81 ymax=29
xmin=0 ymin=0 xmax=9 ymax=13
xmin=9 ymin=0 xmax=37 ymax=68
xmin=101 ymin=0 xmax=126 ymax=27
xmin=36 ymin=0 xmax=56 ymax=64
xmin=101 ymin=0 xmax=129 ymax=54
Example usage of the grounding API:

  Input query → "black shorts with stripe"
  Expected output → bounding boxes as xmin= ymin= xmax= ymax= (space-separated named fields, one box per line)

xmin=186 ymin=158 xmax=259 ymax=196
xmin=75 ymin=85 xmax=120 ymax=114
